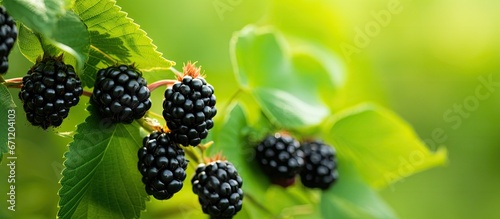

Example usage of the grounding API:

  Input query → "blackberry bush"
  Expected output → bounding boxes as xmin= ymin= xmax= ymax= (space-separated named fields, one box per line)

xmin=163 ymin=63 xmax=217 ymax=146
xmin=255 ymin=133 xmax=305 ymax=187
xmin=0 ymin=6 xmax=17 ymax=74
xmin=18 ymin=56 xmax=83 ymax=129
xmin=300 ymin=141 xmax=339 ymax=190
xmin=192 ymin=160 xmax=244 ymax=219
xmin=92 ymin=64 xmax=152 ymax=123
xmin=138 ymin=131 xmax=189 ymax=200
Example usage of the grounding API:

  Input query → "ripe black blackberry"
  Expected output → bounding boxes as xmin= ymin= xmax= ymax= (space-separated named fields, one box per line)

xmin=300 ymin=141 xmax=339 ymax=190
xmin=192 ymin=160 xmax=243 ymax=219
xmin=163 ymin=62 xmax=217 ymax=146
xmin=18 ymin=56 xmax=83 ymax=129
xmin=255 ymin=133 xmax=305 ymax=187
xmin=0 ymin=6 xmax=17 ymax=74
xmin=92 ymin=64 xmax=151 ymax=123
xmin=137 ymin=131 xmax=188 ymax=200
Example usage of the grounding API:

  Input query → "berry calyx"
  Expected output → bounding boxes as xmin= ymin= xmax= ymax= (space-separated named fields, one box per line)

xmin=163 ymin=62 xmax=217 ymax=146
xmin=192 ymin=160 xmax=243 ymax=219
xmin=137 ymin=131 xmax=188 ymax=200
xmin=18 ymin=55 xmax=83 ymax=129
xmin=91 ymin=64 xmax=152 ymax=123
xmin=255 ymin=133 xmax=305 ymax=187
xmin=300 ymin=141 xmax=339 ymax=190
xmin=0 ymin=6 xmax=17 ymax=74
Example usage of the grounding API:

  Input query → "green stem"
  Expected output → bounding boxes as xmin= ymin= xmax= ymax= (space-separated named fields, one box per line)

xmin=184 ymin=146 xmax=202 ymax=165
xmin=245 ymin=193 xmax=275 ymax=216
xmin=146 ymin=111 xmax=164 ymax=121
xmin=220 ymin=87 xmax=243 ymax=115
xmin=169 ymin=66 xmax=182 ymax=77
xmin=136 ymin=117 xmax=158 ymax=133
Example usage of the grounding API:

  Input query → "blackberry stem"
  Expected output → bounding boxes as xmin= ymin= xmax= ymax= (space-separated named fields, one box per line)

xmin=184 ymin=146 xmax=202 ymax=165
xmin=147 ymin=79 xmax=177 ymax=92
xmin=82 ymin=90 xmax=93 ymax=97
xmin=3 ymin=77 xmax=23 ymax=88
xmin=137 ymin=117 xmax=162 ymax=133
xmin=146 ymin=111 xmax=164 ymax=121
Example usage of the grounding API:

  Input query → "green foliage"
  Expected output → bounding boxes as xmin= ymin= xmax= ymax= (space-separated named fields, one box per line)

xmin=0 ymin=0 xmax=449 ymax=218
xmin=231 ymin=26 xmax=338 ymax=129
xmin=322 ymin=104 xmax=447 ymax=188
xmin=12 ymin=0 xmax=174 ymax=87
xmin=0 ymin=84 xmax=15 ymax=161
xmin=58 ymin=105 xmax=147 ymax=219
xmin=7 ymin=0 xmax=88 ymax=68
xmin=321 ymin=165 xmax=396 ymax=218
xmin=4 ymin=0 xmax=67 ymax=37
xmin=72 ymin=0 xmax=174 ymax=87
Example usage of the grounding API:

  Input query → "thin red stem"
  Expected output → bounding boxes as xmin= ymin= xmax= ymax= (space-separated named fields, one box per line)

xmin=82 ymin=90 xmax=93 ymax=97
xmin=147 ymin=79 xmax=177 ymax=92
xmin=3 ymin=77 xmax=23 ymax=88
xmin=4 ymin=77 xmax=23 ymax=83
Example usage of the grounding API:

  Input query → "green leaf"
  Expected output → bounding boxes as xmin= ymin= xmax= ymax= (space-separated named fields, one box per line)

xmin=17 ymin=12 xmax=90 ymax=69
xmin=73 ymin=0 xmax=175 ymax=87
xmin=230 ymin=25 xmax=340 ymax=129
xmin=17 ymin=24 xmax=43 ymax=63
xmin=321 ymin=164 xmax=397 ymax=219
xmin=58 ymin=105 xmax=147 ymax=219
xmin=4 ymin=0 xmax=66 ymax=37
xmin=0 ymin=84 xmax=15 ymax=162
xmin=48 ymin=11 xmax=90 ymax=68
xmin=252 ymin=88 xmax=328 ymax=129
xmin=322 ymin=104 xmax=448 ymax=188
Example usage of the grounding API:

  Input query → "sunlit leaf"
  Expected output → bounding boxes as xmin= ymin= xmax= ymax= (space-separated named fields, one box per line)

xmin=9 ymin=1 xmax=89 ymax=68
xmin=4 ymin=0 xmax=66 ymax=37
xmin=58 ymin=105 xmax=147 ymax=218
xmin=73 ymin=0 xmax=175 ymax=87
xmin=322 ymin=104 xmax=448 ymax=188
xmin=230 ymin=26 xmax=338 ymax=129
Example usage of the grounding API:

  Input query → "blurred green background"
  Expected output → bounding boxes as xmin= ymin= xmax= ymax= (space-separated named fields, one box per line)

xmin=1 ymin=0 xmax=500 ymax=218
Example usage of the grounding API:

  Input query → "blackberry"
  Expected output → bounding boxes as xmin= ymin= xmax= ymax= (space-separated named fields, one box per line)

xmin=0 ymin=6 xmax=17 ymax=74
xmin=300 ymin=141 xmax=339 ymax=190
xmin=137 ymin=131 xmax=188 ymax=200
xmin=18 ymin=56 xmax=82 ymax=129
xmin=192 ymin=161 xmax=243 ymax=219
xmin=255 ymin=133 xmax=304 ymax=187
xmin=92 ymin=65 xmax=151 ymax=123
xmin=162 ymin=63 xmax=217 ymax=146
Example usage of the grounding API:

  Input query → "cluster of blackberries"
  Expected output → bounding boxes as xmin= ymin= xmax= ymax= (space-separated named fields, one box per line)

xmin=255 ymin=133 xmax=339 ymax=190
xmin=136 ymin=64 xmax=241 ymax=218
xmin=0 ymin=6 xmax=17 ymax=74
xmin=137 ymin=130 xmax=244 ymax=219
